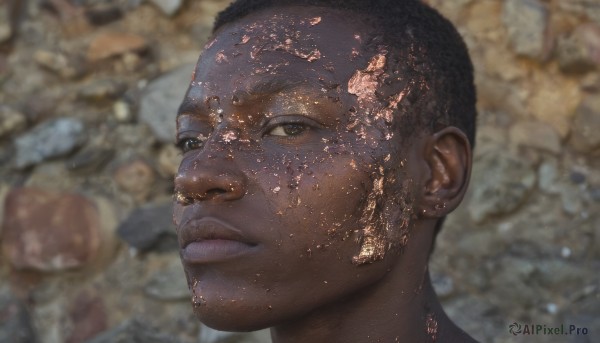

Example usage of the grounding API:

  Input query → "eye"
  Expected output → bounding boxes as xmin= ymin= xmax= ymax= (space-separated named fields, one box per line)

xmin=176 ymin=137 xmax=204 ymax=153
xmin=267 ymin=123 xmax=308 ymax=137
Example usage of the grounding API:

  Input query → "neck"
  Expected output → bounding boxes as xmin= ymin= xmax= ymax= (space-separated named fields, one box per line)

xmin=270 ymin=220 xmax=477 ymax=343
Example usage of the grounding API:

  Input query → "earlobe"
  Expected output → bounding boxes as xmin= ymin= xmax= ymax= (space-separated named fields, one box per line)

xmin=419 ymin=127 xmax=471 ymax=219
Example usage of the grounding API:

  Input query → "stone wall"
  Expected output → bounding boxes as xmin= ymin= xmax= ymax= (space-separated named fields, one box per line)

xmin=0 ymin=0 xmax=598 ymax=342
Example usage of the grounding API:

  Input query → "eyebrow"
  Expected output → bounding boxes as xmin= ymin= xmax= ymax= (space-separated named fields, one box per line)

xmin=177 ymin=76 xmax=311 ymax=117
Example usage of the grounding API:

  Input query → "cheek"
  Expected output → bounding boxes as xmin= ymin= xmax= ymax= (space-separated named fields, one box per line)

xmin=255 ymin=147 xmax=373 ymax=256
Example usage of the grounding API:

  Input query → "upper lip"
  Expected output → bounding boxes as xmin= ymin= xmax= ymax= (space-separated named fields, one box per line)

xmin=178 ymin=217 xmax=256 ymax=248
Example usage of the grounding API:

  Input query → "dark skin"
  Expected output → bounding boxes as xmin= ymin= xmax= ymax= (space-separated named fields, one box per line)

xmin=173 ymin=6 xmax=476 ymax=343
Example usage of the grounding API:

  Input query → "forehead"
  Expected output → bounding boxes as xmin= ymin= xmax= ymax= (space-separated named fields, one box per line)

xmin=192 ymin=6 xmax=378 ymax=93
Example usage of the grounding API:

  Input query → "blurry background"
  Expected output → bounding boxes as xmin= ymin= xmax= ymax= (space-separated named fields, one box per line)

xmin=0 ymin=0 xmax=598 ymax=342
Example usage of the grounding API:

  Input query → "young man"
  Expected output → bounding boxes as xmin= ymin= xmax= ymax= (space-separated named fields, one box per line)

xmin=173 ymin=0 xmax=477 ymax=341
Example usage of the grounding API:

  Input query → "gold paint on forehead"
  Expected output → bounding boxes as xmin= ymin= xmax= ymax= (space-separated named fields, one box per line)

xmin=347 ymin=51 xmax=388 ymax=105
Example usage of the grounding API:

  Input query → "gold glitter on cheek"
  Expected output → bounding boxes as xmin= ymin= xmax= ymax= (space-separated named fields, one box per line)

xmin=352 ymin=172 xmax=386 ymax=265
xmin=425 ymin=313 xmax=439 ymax=341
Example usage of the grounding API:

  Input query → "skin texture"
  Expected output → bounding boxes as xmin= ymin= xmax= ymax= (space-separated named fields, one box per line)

xmin=173 ymin=6 xmax=477 ymax=343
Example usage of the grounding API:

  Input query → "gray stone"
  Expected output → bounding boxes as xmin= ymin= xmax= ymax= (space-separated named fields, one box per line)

xmin=85 ymin=319 xmax=182 ymax=343
xmin=139 ymin=63 xmax=195 ymax=143
xmin=571 ymin=96 xmax=600 ymax=152
xmin=0 ymin=105 xmax=27 ymax=139
xmin=145 ymin=259 xmax=189 ymax=301
xmin=14 ymin=118 xmax=86 ymax=169
xmin=431 ymin=272 xmax=455 ymax=299
xmin=557 ymin=23 xmax=600 ymax=74
xmin=116 ymin=202 xmax=177 ymax=252
xmin=469 ymin=153 xmax=536 ymax=223
xmin=560 ymin=184 xmax=584 ymax=215
xmin=502 ymin=0 xmax=548 ymax=59
xmin=570 ymin=171 xmax=587 ymax=185
xmin=147 ymin=0 xmax=183 ymax=16
xmin=0 ymin=287 xmax=36 ymax=343
xmin=509 ymin=121 xmax=561 ymax=154
xmin=538 ymin=159 xmax=561 ymax=194
xmin=66 ymin=145 xmax=114 ymax=174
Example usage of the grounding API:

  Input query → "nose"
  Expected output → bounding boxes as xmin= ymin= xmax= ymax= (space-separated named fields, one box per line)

xmin=174 ymin=160 xmax=248 ymax=204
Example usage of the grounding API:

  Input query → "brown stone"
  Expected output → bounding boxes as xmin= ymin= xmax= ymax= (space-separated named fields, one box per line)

xmin=66 ymin=291 xmax=107 ymax=343
xmin=113 ymin=159 xmax=156 ymax=201
xmin=1 ymin=188 xmax=101 ymax=272
xmin=558 ymin=23 xmax=600 ymax=74
xmin=509 ymin=121 xmax=562 ymax=154
xmin=571 ymin=96 xmax=600 ymax=153
xmin=87 ymin=32 xmax=148 ymax=62
xmin=0 ymin=105 xmax=26 ymax=139
xmin=157 ymin=144 xmax=181 ymax=177
xmin=528 ymin=73 xmax=582 ymax=138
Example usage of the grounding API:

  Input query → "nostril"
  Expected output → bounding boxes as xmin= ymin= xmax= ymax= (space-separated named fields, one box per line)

xmin=205 ymin=188 xmax=227 ymax=199
xmin=175 ymin=192 xmax=194 ymax=205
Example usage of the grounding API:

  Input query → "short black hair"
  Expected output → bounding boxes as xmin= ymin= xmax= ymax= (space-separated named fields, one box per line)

xmin=213 ymin=0 xmax=476 ymax=248
xmin=214 ymin=0 xmax=477 ymax=147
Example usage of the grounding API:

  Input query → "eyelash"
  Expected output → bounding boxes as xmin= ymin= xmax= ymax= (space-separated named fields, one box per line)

xmin=263 ymin=116 xmax=316 ymax=138
xmin=176 ymin=117 xmax=318 ymax=153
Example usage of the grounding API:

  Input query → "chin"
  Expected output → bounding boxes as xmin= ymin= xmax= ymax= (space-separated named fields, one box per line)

xmin=193 ymin=303 xmax=276 ymax=332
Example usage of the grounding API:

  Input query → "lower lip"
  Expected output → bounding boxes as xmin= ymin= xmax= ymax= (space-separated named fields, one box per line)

xmin=181 ymin=240 xmax=256 ymax=264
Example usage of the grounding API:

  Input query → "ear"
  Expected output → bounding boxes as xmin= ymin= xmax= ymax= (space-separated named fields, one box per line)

xmin=418 ymin=127 xmax=472 ymax=218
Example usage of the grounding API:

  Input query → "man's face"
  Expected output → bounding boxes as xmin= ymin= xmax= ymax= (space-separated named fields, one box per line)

xmin=173 ymin=6 xmax=422 ymax=331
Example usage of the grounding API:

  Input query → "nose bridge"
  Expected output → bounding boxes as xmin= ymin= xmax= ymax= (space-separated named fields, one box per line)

xmin=174 ymin=141 xmax=248 ymax=204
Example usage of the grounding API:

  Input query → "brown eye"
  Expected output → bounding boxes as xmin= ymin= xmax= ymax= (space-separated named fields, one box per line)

xmin=177 ymin=138 xmax=204 ymax=153
xmin=268 ymin=124 xmax=307 ymax=137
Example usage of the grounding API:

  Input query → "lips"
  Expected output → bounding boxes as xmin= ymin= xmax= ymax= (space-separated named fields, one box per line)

xmin=178 ymin=217 xmax=258 ymax=264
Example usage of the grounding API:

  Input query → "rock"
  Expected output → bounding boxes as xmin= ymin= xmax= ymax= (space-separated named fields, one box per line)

xmin=502 ymin=0 xmax=549 ymax=59
xmin=0 ymin=6 xmax=11 ymax=43
xmin=509 ymin=121 xmax=561 ymax=154
xmin=157 ymin=144 xmax=181 ymax=177
xmin=571 ymin=96 xmax=600 ymax=153
xmin=560 ymin=184 xmax=584 ymax=215
xmin=84 ymin=5 xmax=123 ymax=26
xmin=570 ymin=170 xmax=587 ymax=184
xmin=113 ymin=159 xmax=156 ymax=201
xmin=528 ymin=74 xmax=582 ymax=138
xmin=469 ymin=153 xmax=536 ymax=223
xmin=431 ymin=272 xmax=455 ymax=299
xmin=113 ymin=100 xmax=133 ymax=123
xmin=0 ymin=105 xmax=27 ymax=139
xmin=116 ymin=202 xmax=177 ymax=252
xmin=14 ymin=118 xmax=86 ymax=169
xmin=87 ymin=32 xmax=148 ymax=62
xmin=538 ymin=159 xmax=561 ymax=194
xmin=147 ymin=0 xmax=183 ymax=16
xmin=79 ymin=79 xmax=127 ymax=104
xmin=0 ymin=287 xmax=36 ymax=343
xmin=1 ymin=188 xmax=101 ymax=271
xmin=139 ymin=63 xmax=194 ymax=143
xmin=66 ymin=291 xmax=107 ymax=343
xmin=34 ymin=50 xmax=87 ymax=79
xmin=557 ymin=23 xmax=600 ymax=74
xmin=66 ymin=146 xmax=115 ymax=174
xmin=85 ymin=319 xmax=183 ymax=343
xmin=145 ymin=259 xmax=189 ymax=301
